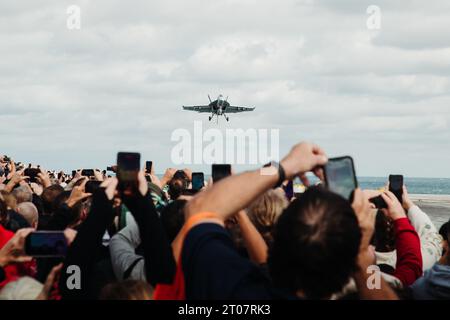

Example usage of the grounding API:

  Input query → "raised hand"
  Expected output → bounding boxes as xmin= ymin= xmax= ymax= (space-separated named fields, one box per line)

xmin=352 ymin=189 xmax=376 ymax=250
xmin=381 ymin=191 xmax=407 ymax=221
xmin=0 ymin=228 xmax=34 ymax=267
xmin=402 ymin=186 xmax=415 ymax=211
xmin=37 ymin=171 xmax=52 ymax=188
xmin=66 ymin=178 xmax=92 ymax=207
xmin=280 ymin=142 xmax=328 ymax=184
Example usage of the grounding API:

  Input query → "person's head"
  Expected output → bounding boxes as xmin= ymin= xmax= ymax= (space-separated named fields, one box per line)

xmin=0 ymin=277 xmax=43 ymax=300
xmin=168 ymin=178 xmax=188 ymax=201
xmin=99 ymin=280 xmax=153 ymax=300
xmin=16 ymin=202 xmax=39 ymax=229
xmin=372 ymin=210 xmax=396 ymax=253
xmin=439 ymin=221 xmax=449 ymax=263
xmin=0 ymin=190 xmax=17 ymax=211
xmin=12 ymin=186 xmax=32 ymax=204
xmin=247 ymin=189 xmax=288 ymax=246
xmin=41 ymin=185 xmax=64 ymax=215
xmin=160 ymin=200 xmax=187 ymax=243
xmin=268 ymin=187 xmax=361 ymax=299
xmin=53 ymin=191 xmax=87 ymax=228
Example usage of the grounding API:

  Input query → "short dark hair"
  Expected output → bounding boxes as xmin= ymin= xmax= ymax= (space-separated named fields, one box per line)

xmin=168 ymin=178 xmax=188 ymax=201
xmin=160 ymin=200 xmax=187 ymax=243
xmin=268 ymin=187 xmax=361 ymax=299
xmin=41 ymin=185 xmax=64 ymax=215
xmin=372 ymin=210 xmax=396 ymax=252
xmin=439 ymin=221 xmax=449 ymax=242
xmin=53 ymin=191 xmax=84 ymax=227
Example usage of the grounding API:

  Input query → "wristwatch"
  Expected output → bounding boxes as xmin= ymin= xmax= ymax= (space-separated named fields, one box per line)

xmin=264 ymin=161 xmax=286 ymax=189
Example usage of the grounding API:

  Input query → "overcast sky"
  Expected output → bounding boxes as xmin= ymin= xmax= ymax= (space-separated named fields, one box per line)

xmin=1 ymin=0 xmax=450 ymax=177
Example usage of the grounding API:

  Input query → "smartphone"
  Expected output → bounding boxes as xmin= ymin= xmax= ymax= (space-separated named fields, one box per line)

xmin=85 ymin=180 xmax=102 ymax=194
xmin=81 ymin=169 xmax=95 ymax=177
xmin=24 ymin=168 xmax=41 ymax=183
xmin=25 ymin=231 xmax=68 ymax=258
xmin=370 ymin=195 xmax=388 ymax=209
xmin=389 ymin=175 xmax=404 ymax=203
xmin=283 ymin=180 xmax=294 ymax=201
xmin=192 ymin=172 xmax=205 ymax=192
xmin=117 ymin=152 xmax=141 ymax=196
xmin=212 ymin=164 xmax=231 ymax=183
xmin=72 ymin=170 xmax=76 ymax=177
xmin=324 ymin=156 xmax=358 ymax=201
xmin=145 ymin=161 xmax=153 ymax=174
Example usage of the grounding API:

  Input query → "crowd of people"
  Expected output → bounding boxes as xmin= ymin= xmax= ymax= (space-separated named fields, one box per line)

xmin=0 ymin=142 xmax=449 ymax=300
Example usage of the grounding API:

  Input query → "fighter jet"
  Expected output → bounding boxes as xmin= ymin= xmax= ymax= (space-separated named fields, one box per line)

xmin=183 ymin=95 xmax=255 ymax=122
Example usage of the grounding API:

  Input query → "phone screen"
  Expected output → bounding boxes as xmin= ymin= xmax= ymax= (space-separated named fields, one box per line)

xmin=25 ymin=231 xmax=68 ymax=258
xmin=145 ymin=161 xmax=153 ymax=174
xmin=81 ymin=169 xmax=95 ymax=177
xmin=324 ymin=157 xmax=358 ymax=200
xmin=212 ymin=164 xmax=231 ymax=183
xmin=192 ymin=172 xmax=205 ymax=191
xmin=24 ymin=168 xmax=41 ymax=183
xmin=283 ymin=180 xmax=294 ymax=201
xmin=389 ymin=175 xmax=404 ymax=203
xmin=85 ymin=180 xmax=102 ymax=194
xmin=117 ymin=152 xmax=141 ymax=195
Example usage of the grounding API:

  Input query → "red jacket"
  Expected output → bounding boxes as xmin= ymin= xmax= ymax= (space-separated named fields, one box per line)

xmin=393 ymin=218 xmax=423 ymax=286
xmin=0 ymin=225 xmax=36 ymax=289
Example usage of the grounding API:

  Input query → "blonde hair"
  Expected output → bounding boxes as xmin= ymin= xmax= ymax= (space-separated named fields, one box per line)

xmin=0 ymin=190 xmax=17 ymax=211
xmin=247 ymin=189 xmax=288 ymax=244
xmin=0 ymin=277 xmax=43 ymax=300
xmin=100 ymin=280 xmax=153 ymax=300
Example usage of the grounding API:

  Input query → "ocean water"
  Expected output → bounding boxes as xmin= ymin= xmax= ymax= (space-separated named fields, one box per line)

xmin=358 ymin=177 xmax=450 ymax=195
xmin=192 ymin=175 xmax=450 ymax=195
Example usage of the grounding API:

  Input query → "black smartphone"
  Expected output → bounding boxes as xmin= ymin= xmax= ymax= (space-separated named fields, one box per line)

xmin=323 ymin=156 xmax=358 ymax=201
xmin=192 ymin=172 xmax=205 ymax=192
xmin=81 ymin=169 xmax=95 ymax=177
xmin=283 ymin=180 xmax=294 ymax=201
xmin=72 ymin=170 xmax=76 ymax=177
xmin=85 ymin=180 xmax=102 ymax=194
xmin=370 ymin=195 xmax=388 ymax=209
xmin=212 ymin=164 xmax=231 ymax=183
xmin=117 ymin=152 xmax=141 ymax=196
xmin=145 ymin=161 xmax=153 ymax=174
xmin=389 ymin=175 xmax=404 ymax=203
xmin=24 ymin=168 xmax=41 ymax=183
xmin=25 ymin=231 xmax=68 ymax=258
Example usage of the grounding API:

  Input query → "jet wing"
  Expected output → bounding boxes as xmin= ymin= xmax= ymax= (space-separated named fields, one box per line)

xmin=183 ymin=106 xmax=211 ymax=113
xmin=226 ymin=106 xmax=255 ymax=113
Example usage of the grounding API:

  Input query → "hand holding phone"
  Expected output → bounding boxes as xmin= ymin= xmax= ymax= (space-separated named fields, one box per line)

xmin=323 ymin=156 xmax=358 ymax=201
xmin=389 ymin=175 xmax=404 ymax=204
xmin=24 ymin=168 xmax=41 ymax=183
xmin=117 ymin=152 xmax=141 ymax=196
xmin=81 ymin=169 xmax=95 ymax=177
xmin=145 ymin=161 xmax=153 ymax=174
xmin=212 ymin=164 xmax=231 ymax=183
xmin=192 ymin=172 xmax=205 ymax=192
xmin=25 ymin=231 xmax=68 ymax=258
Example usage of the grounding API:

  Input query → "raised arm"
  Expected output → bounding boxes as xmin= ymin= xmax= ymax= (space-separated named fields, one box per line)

xmin=186 ymin=142 xmax=328 ymax=222
xmin=402 ymin=187 xmax=442 ymax=271
xmin=381 ymin=191 xmax=423 ymax=286
xmin=122 ymin=172 xmax=176 ymax=286
xmin=352 ymin=189 xmax=398 ymax=300
xmin=235 ymin=210 xmax=268 ymax=264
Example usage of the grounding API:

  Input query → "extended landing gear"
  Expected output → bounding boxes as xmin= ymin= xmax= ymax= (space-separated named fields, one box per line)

xmin=209 ymin=116 xmax=212 ymax=121
xmin=225 ymin=116 xmax=229 ymax=122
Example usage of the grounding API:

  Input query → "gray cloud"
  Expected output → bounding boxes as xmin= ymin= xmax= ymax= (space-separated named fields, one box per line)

xmin=0 ymin=0 xmax=449 ymax=177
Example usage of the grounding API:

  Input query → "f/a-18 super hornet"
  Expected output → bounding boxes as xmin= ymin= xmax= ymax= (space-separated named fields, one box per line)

xmin=183 ymin=95 xmax=255 ymax=122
